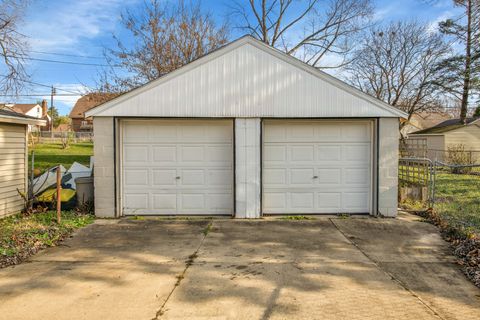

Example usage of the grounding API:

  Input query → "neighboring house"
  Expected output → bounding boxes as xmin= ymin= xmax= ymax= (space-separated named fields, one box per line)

xmin=401 ymin=111 xmax=452 ymax=136
xmin=69 ymin=93 xmax=115 ymax=132
xmin=410 ymin=117 xmax=480 ymax=160
xmin=86 ymin=36 xmax=406 ymax=219
xmin=0 ymin=108 xmax=46 ymax=217
xmin=1 ymin=100 xmax=51 ymax=132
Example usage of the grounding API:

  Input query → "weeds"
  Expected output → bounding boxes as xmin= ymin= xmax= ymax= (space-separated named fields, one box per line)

xmin=279 ymin=215 xmax=316 ymax=220
xmin=1 ymin=211 xmax=94 ymax=268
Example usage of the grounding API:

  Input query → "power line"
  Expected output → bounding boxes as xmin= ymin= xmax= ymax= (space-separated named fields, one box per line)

xmin=27 ymin=50 xmax=105 ymax=60
xmin=6 ymin=55 xmax=117 ymax=67
xmin=0 ymin=93 xmax=80 ymax=97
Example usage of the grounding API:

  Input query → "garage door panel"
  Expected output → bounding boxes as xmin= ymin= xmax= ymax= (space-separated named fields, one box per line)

xmin=153 ymin=194 xmax=177 ymax=210
xmin=290 ymin=169 xmax=315 ymax=185
xmin=122 ymin=120 xmax=233 ymax=215
xmin=343 ymin=144 xmax=370 ymax=161
xmin=317 ymin=193 xmax=342 ymax=210
xmin=343 ymin=192 xmax=369 ymax=209
xmin=264 ymin=146 xmax=286 ymax=161
xmin=124 ymin=193 xmax=149 ymax=210
xmin=152 ymin=146 xmax=177 ymax=162
xmin=263 ymin=120 xmax=372 ymax=214
xmin=263 ymin=168 xmax=286 ymax=185
xmin=124 ymin=169 xmax=149 ymax=186
xmin=263 ymin=192 xmax=287 ymax=210
xmin=344 ymin=168 xmax=369 ymax=185
xmin=152 ymin=169 xmax=177 ymax=186
xmin=124 ymin=146 xmax=149 ymax=163
xmin=291 ymin=192 xmax=314 ymax=208
xmin=206 ymin=145 xmax=233 ymax=162
xmin=317 ymin=145 xmax=341 ymax=161
xmin=207 ymin=169 xmax=233 ymax=186
xmin=180 ymin=170 xmax=205 ymax=185
xmin=318 ymin=169 xmax=341 ymax=184
xmin=181 ymin=146 xmax=205 ymax=162
xmin=291 ymin=145 xmax=314 ymax=161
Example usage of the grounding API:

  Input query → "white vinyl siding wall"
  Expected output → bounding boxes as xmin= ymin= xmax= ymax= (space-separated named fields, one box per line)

xmin=0 ymin=123 xmax=27 ymax=217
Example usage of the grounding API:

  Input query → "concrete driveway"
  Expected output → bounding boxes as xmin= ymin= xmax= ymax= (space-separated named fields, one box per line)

xmin=0 ymin=213 xmax=479 ymax=320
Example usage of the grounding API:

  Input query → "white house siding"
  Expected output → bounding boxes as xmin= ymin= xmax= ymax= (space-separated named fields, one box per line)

xmin=0 ymin=123 xmax=27 ymax=217
xmin=88 ymin=39 xmax=403 ymax=119
xmin=235 ymin=118 xmax=261 ymax=218
xmin=378 ymin=118 xmax=399 ymax=217
xmin=93 ymin=117 xmax=116 ymax=217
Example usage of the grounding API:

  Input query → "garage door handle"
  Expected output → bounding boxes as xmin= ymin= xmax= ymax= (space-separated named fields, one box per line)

xmin=176 ymin=176 xmax=181 ymax=179
xmin=313 ymin=176 xmax=318 ymax=179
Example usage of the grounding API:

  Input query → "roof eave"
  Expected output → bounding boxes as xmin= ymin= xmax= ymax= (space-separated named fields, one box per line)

xmin=0 ymin=115 xmax=47 ymax=126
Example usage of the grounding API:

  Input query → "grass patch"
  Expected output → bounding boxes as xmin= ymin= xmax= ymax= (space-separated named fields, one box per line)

xmin=279 ymin=215 xmax=316 ymax=220
xmin=433 ymin=172 xmax=480 ymax=237
xmin=0 ymin=211 xmax=94 ymax=268
xmin=29 ymin=142 xmax=93 ymax=172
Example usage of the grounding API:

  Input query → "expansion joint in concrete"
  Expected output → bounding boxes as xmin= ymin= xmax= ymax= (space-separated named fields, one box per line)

xmin=151 ymin=221 xmax=213 ymax=319
xmin=329 ymin=218 xmax=446 ymax=320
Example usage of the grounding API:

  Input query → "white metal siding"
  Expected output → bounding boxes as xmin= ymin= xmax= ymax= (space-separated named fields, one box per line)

xmin=90 ymin=39 xmax=403 ymax=119
xmin=121 ymin=119 xmax=234 ymax=215
xmin=0 ymin=123 xmax=26 ymax=217
xmin=263 ymin=120 xmax=372 ymax=214
xmin=235 ymin=118 xmax=261 ymax=218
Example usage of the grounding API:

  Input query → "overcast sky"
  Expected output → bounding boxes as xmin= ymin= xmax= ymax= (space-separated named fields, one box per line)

xmin=10 ymin=0 xmax=462 ymax=115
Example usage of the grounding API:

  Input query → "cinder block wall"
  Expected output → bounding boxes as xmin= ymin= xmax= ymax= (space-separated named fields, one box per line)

xmin=235 ymin=118 xmax=261 ymax=218
xmin=378 ymin=118 xmax=399 ymax=217
xmin=93 ymin=117 xmax=116 ymax=218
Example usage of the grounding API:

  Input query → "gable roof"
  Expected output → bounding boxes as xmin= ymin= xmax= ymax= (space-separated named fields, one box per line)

xmin=0 ymin=108 xmax=47 ymax=126
xmin=69 ymin=93 xmax=118 ymax=119
xmin=86 ymin=36 xmax=407 ymax=119
xmin=412 ymin=117 xmax=480 ymax=134
xmin=9 ymin=103 xmax=39 ymax=114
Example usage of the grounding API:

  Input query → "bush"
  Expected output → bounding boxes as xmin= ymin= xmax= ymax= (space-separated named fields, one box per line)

xmin=445 ymin=144 xmax=474 ymax=174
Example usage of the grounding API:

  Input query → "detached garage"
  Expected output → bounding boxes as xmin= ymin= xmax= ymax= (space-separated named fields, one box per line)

xmin=86 ymin=36 xmax=406 ymax=219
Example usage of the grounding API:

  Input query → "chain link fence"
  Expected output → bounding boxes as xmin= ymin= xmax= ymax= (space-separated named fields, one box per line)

xmin=399 ymin=156 xmax=480 ymax=236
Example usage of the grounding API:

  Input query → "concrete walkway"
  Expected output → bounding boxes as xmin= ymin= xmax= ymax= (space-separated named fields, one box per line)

xmin=0 ymin=213 xmax=479 ymax=320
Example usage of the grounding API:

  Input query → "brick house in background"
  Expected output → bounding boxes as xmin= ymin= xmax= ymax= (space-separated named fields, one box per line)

xmin=0 ymin=99 xmax=51 ymax=132
xmin=69 ymin=93 xmax=116 ymax=132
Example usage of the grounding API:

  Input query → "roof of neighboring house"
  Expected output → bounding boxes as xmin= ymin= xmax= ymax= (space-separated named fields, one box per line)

xmin=9 ymin=103 xmax=40 ymax=114
xmin=69 ymin=93 xmax=117 ymax=119
xmin=0 ymin=108 xmax=47 ymax=126
xmin=54 ymin=123 xmax=71 ymax=132
xmin=412 ymin=117 xmax=480 ymax=134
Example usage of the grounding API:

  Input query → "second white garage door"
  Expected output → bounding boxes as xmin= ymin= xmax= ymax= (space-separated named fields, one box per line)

xmin=263 ymin=120 xmax=373 ymax=214
xmin=121 ymin=119 xmax=234 ymax=215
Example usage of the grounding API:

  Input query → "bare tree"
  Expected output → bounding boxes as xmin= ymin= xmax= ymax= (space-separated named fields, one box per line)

xmin=346 ymin=21 xmax=450 ymax=130
xmin=230 ymin=0 xmax=372 ymax=68
xmin=99 ymin=0 xmax=229 ymax=92
xmin=0 ymin=0 xmax=29 ymax=94
xmin=433 ymin=0 xmax=480 ymax=124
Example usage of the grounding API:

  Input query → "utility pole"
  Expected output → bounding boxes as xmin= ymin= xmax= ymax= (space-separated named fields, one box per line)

xmin=50 ymin=86 xmax=56 ymax=137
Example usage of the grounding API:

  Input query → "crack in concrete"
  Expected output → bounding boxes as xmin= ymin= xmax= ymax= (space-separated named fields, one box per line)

xmin=151 ymin=221 xmax=213 ymax=319
xmin=329 ymin=218 xmax=446 ymax=320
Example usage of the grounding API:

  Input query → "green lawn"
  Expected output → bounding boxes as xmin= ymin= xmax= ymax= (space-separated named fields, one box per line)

xmin=29 ymin=143 xmax=93 ymax=172
xmin=433 ymin=172 xmax=480 ymax=236
xmin=0 ymin=211 xmax=94 ymax=268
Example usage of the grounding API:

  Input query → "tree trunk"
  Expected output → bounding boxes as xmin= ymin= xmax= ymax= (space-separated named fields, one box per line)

xmin=460 ymin=0 xmax=472 ymax=124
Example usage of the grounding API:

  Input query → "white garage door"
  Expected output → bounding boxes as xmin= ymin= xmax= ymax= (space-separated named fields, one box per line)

xmin=263 ymin=120 xmax=372 ymax=214
xmin=121 ymin=119 xmax=234 ymax=215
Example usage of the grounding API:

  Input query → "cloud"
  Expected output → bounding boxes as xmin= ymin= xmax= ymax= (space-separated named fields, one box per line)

xmin=20 ymin=0 xmax=138 ymax=53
